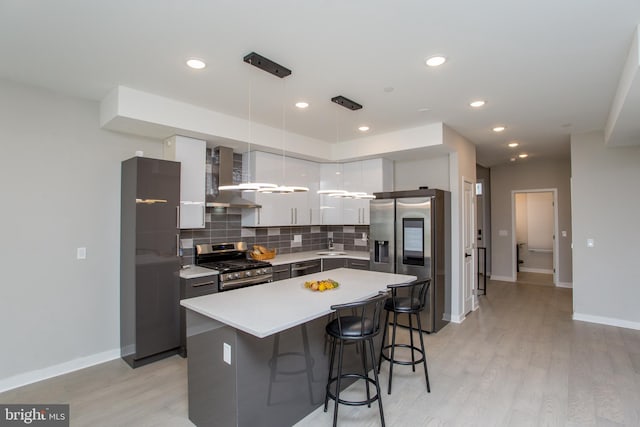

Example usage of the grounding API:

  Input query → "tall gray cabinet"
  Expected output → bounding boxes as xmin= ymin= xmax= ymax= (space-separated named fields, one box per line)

xmin=120 ymin=157 xmax=181 ymax=368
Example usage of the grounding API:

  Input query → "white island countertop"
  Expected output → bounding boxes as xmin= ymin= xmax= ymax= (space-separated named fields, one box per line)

xmin=181 ymin=268 xmax=415 ymax=338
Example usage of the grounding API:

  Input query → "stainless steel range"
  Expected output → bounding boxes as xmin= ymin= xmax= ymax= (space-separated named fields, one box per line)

xmin=195 ymin=242 xmax=273 ymax=291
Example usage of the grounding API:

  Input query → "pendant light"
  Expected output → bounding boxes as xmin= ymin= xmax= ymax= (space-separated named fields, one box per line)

xmin=259 ymin=78 xmax=308 ymax=194
xmin=316 ymin=111 xmax=375 ymax=200
xmin=219 ymin=58 xmax=276 ymax=192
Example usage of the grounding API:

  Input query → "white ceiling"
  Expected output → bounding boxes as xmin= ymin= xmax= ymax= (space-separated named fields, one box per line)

xmin=2 ymin=1 xmax=640 ymax=166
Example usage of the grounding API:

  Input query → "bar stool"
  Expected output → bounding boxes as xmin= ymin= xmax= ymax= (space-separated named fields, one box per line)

xmin=324 ymin=292 xmax=387 ymax=427
xmin=377 ymin=279 xmax=431 ymax=394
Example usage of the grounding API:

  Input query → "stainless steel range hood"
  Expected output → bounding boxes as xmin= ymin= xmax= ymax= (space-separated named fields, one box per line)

xmin=206 ymin=146 xmax=261 ymax=209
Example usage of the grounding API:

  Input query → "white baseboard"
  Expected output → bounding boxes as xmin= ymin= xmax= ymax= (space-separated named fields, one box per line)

xmin=519 ymin=267 xmax=554 ymax=274
xmin=0 ymin=348 xmax=120 ymax=393
xmin=489 ymin=275 xmax=515 ymax=282
xmin=556 ymin=282 xmax=573 ymax=288
xmin=447 ymin=313 xmax=465 ymax=323
xmin=573 ymin=313 xmax=640 ymax=331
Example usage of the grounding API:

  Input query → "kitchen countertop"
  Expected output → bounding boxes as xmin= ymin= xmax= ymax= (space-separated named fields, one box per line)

xmin=267 ymin=249 xmax=369 ymax=265
xmin=179 ymin=265 xmax=219 ymax=279
xmin=180 ymin=268 xmax=415 ymax=338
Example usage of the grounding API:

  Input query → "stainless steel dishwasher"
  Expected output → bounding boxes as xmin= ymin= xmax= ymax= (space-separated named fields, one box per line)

xmin=290 ymin=259 xmax=321 ymax=277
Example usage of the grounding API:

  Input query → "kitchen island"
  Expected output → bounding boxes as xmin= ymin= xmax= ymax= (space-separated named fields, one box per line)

xmin=181 ymin=268 xmax=416 ymax=427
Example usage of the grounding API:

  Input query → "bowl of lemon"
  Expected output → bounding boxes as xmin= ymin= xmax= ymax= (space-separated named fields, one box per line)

xmin=304 ymin=279 xmax=339 ymax=292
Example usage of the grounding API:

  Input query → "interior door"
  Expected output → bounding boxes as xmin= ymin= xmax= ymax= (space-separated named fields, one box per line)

xmin=463 ymin=180 xmax=475 ymax=314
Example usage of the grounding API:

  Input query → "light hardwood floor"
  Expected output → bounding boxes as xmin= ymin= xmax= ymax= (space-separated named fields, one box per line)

xmin=2 ymin=279 xmax=640 ymax=426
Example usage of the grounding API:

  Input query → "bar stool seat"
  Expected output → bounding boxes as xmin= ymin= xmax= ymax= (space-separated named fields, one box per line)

xmin=378 ymin=279 xmax=431 ymax=395
xmin=324 ymin=292 xmax=387 ymax=427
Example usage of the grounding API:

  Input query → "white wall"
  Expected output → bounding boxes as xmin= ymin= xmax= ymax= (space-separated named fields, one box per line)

xmin=393 ymin=156 xmax=450 ymax=191
xmin=571 ymin=131 xmax=640 ymax=329
xmin=0 ymin=80 xmax=163 ymax=390
xmin=490 ymin=159 xmax=572 ymax=284
xmin=443 ymin=125 xmax=477 ymax=321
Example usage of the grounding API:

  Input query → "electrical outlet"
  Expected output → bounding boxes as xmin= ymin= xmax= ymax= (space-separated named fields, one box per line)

xmin=223 ymin=343 xmax=231 ymax=365
xmin=77 ymin=247 xmax=86 ymax=260
xmin=587 ymin=238 xmax=594 ymax=248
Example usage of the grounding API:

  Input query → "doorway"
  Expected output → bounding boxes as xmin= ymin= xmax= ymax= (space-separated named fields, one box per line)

xmin=512 ymin=189 xmax=558 ymax=284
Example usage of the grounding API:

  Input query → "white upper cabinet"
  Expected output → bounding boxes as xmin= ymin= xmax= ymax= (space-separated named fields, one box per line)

xmin=338 ymin=159 xmax=394 ymax=225
xmin=243 ymin=152 xmax=392 ymax=227
xmin=318 ymin=163 xmax=344 ymax=225
xmin=242 ymin=151 xmax=319 ymax=227
xmin=163 ymin=136 xmax=206 ymax=229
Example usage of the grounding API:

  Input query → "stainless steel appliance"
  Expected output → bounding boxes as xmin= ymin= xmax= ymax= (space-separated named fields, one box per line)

xmin=195 ymin=242 xmax=273 ymax=291
xmin=369 ymin=188 xmax=451 ymax=333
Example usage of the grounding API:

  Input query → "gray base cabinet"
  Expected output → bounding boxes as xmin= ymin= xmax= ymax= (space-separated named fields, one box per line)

xmin=120 ymin=157 xmax=181 ymax=368
xmin=180 ymin=274 xmax=219 ymax=356
xmin=346 ymin=258 xmax=369 ymax=270
xmin=271 ymin=264 xmax=291 ymax=281
xmin=322 ymin=258 xmax=370 ymax=271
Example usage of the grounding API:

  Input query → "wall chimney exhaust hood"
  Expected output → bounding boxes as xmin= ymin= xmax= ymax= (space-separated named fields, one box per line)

xmin=206 ymin=147 xmax=261 ymax=209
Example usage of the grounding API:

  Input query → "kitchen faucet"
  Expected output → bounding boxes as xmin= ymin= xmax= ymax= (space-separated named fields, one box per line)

xmin=328 ymin=237 xmax=334 ymax=250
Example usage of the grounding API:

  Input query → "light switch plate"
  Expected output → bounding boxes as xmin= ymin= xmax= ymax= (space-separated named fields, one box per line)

xmin=223 ymin=343 xmax=231 ymax=365
xmin=587 ymin=238 xmax=594 ymax=248
xmin=77 ymin=247 xmax=86 ymax=259
xmin=498 ymin=230 xmax=508 ymax=237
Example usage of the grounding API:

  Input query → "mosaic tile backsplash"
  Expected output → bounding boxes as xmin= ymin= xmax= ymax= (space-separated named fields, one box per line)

xmin=179 ymin=208 xmax=369 ymax=266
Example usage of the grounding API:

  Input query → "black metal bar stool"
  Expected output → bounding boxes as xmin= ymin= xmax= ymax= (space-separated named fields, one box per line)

xmin=377 ymin=279 xmax=431 ymax=394
xmin=324 ymin=292 xmax=387 ymax=427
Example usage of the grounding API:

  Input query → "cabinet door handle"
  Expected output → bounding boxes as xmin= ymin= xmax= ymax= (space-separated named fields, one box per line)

xmin=291 ymin=208 xmax=294 ymax=224
xmin=258 ymin=207 xmax=261 ymax=225
xmin=176 ymin=206 xmax=180 ymax=228
xmin=176 ymin=234 xmax=180 ymax=257
xmin=201 ymin=205 xmax=206 ymax=227
xmin=309 ymin=208 xmax=312 ymax=224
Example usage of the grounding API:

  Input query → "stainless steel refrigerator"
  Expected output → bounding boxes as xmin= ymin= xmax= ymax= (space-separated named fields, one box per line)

xmin=369 ymin=188 xmax=451 ymax=333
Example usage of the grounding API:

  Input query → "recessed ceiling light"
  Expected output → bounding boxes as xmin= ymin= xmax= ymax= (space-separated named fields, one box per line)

xmin=418 ymin=107 xmax=431 ymax=113
xmin=425 ymin=56 xmax=446 ymax=67
xmin=510 ymin=157 xmax=517 ymax=162
xmin=383 ymin=87 xmax=394 ymax=93
xmin=470 ymin=100 xmax=486 ymax=108
xmin=358 ymin=126 xmax=370 ymax=132
xmin=295 ymin=102 xmax=309 ymax=109
xmin=493 ymin=126 xmax=506 ymax=132
xmin=518 ymin=153 xmax=528 ymax=158
xmin=508 ymin=142 xmax=519 ymax=148
xmin=186 ymin=58 xmax=206 ymax=69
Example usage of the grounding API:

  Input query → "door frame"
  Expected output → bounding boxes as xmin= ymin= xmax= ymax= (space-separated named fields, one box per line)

xmin=510 ymin=188 xmax=559 ymax=284
xmin=463 ymin=177 xmax=477 ymax=313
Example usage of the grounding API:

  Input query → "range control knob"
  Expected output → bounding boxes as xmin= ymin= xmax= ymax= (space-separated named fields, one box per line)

xmin=233 ymin=273 xmax=241 ymax=279
xmin=245 ymin=270 xmax=252 ymax=277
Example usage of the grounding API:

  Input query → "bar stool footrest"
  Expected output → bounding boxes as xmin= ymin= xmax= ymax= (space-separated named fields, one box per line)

xmin=326 ymin=373 xmax=381 ymax=407
xmin=380 ymin=343 xmax=425 ymax=366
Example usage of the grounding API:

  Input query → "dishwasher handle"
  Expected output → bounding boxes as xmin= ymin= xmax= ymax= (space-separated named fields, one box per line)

xmin=290 ymin=261 xmax=321 ymax=276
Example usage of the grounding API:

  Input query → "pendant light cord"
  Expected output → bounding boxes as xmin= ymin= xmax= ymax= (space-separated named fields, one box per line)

xmin=281 ymin=79 xmax=286 ymax=183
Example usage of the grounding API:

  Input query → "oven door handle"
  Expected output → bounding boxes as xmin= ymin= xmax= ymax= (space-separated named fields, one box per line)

xmin=220 ymin=275 xmax=272 ymax=290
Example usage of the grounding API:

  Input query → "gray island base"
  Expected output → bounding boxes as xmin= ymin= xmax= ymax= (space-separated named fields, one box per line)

xmin=182 ymin=268 xmax=416 ymax=427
